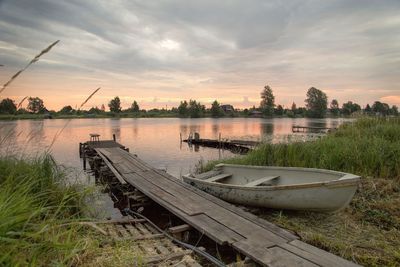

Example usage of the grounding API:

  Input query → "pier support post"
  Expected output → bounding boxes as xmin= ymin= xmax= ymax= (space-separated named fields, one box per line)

xmin=113 ymin=134 xmax=116 ymax=142
xmin=83 ymin=151 xmax=87 ymax=170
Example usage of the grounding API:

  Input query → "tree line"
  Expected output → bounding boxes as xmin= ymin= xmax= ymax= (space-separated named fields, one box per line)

xmin=0 ymin=87 xmax=398 ymax=118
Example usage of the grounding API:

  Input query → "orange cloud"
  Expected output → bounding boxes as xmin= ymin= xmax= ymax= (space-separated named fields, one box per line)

xmin=380 ymin=95 xmax=400 ymax=106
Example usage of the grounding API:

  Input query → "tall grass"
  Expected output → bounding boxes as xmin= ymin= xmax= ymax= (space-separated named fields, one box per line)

xmin=205 ymin=117 xmax=400 ymax=179
xmin=0 ymin=155 xmax=89 ymax=266
xmin=203 ymin=117 xmax=400 ymax=266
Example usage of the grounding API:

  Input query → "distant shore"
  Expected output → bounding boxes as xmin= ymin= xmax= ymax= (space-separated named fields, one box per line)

xmin=0 ymin=113 xmax=354 ymax=121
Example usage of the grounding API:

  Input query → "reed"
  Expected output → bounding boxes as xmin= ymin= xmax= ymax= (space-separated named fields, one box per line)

xmin=0 ymin=40 xmax=60 ymax=95
xmin=0 ymin=154 xmax=89 ymax=265
xmin=202 ymin=117 xmax=400 ymax=266
xmin=0 ymin=155 xmax=146 ymax=266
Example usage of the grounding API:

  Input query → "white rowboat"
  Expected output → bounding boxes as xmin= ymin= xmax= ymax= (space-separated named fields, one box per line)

xmin=183 ymin=164 xmax=360 ymax=212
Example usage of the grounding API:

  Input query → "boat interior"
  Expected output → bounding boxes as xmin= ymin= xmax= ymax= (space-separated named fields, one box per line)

xmin=194 ymin=164 xmax=346 ymax=186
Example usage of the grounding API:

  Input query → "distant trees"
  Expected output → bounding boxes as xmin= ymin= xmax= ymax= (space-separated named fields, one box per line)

xmin=188 ymin=100 xmax=205 ymax=118
xmin=341 ymin=101 xmax=361 ymax=115
xmin=59 ymin=105 xmax=74 ymax=114
xmin=177 ymin=100 xmax=205 ymax=118
xmin=27 ymin=97 xmax=46 ymax=113
xmin=275 ymin=104 xmax=284 ymax=116
xmin=260 ymin=85 xmax=275 ymax=116
xmin=178 ymin=100 xmax=188 ymax=116
xmin=364 ymin=104 xmax=372 ymax=114
xmin=330 ymin=99 xmax=340 ymax=116
xmin=210 ymin=100 xmax=223 ymax=117
xmin=108 ymin=97 xmax=121 ymax=113
xmin=305 ymin=87 xmax=328 ymax=118
xmin=372 ymin=101 xmax=387 ymax=115
xmin=131 ymin=101 xmax=140 ymax=112
xmin=0 ymin=98 xmax=17 ymax=114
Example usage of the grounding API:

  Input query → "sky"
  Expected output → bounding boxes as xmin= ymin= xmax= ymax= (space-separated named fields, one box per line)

xmin=0 ymin=0 xmax=399 ymax=111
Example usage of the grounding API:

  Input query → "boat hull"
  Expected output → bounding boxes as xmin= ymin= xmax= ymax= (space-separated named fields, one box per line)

xmin=183 ymin=165 xmax=360 ymax=212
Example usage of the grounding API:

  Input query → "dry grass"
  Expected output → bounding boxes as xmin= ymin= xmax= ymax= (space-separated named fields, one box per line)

xmin=250 ymin=178 xmax=400 ymax=266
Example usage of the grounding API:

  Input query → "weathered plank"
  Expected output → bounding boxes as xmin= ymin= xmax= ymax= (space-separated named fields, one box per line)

xmin=95 ymin=149 xmax=127 ymax=184
xmin=283 ymin=240 xmax=361 ymax=267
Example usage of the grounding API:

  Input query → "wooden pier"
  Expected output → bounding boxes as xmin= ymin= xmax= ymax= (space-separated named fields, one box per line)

xmin=292 ymin=125 xmax=337 ymax=133
xmin=81 ymin=140 xmax=359 ymax=267
xmin=183 ymin=138 xmax=260 ymax=154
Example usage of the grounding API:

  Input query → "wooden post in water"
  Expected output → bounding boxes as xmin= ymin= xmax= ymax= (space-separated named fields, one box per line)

xmin=83 ymin=151 xmax=87 ymax=170
xmin=79 ymin=143 xmax=82 ymax=158
xmin=180 ymin=133 xmax=182 ymax=143
xmin=113 ymin=134 xmax=116 ymax=142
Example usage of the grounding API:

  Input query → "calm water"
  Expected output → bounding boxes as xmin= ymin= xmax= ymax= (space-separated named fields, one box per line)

xmin=0 ymin=117 xmax=349 ymax=178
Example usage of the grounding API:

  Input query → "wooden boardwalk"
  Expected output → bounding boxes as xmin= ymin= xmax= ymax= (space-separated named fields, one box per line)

xmin=86 ymin=140 xmax=360 ymax=267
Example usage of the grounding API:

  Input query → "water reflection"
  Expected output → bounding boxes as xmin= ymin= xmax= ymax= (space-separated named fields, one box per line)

xmin=0 ymin=117 xmax=351 ymax=178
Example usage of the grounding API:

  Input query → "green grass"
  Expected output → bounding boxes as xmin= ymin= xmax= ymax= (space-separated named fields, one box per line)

xmin=203 ymin=117 xmax=400 ymax=266
xmin=0 ymin=155 xmax=143 ymax=266
xmin=204 ymin=117 xmax=400 ymax=180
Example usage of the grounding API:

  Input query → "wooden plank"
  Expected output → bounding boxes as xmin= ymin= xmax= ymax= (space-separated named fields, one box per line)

xmin=244 ymin=176 xmax=280 ymax=186
xmin=95 ymin=149 xmax=127 ymax=184
xmin=286 ymin=240 xmax=360 ymax=267
xmin=116 ymin=224 xmax=130 ymax=237
xmin=266 ymin=247 xmax=319 ymax=267
xmin=190 ymin=214 xmax=245 ymax=244
xmin=136 ymin=222 xmax=152 ymax=235
xmin=204 ymin=173 xmax=232 ymax=182
xmin=125 ymin=224 xmax=141 ymax=236
xmin=145 ymin=250 xmax=192 ymax=264
xmin=169 ymin=224 xmax=191 ymax=234
xmin=233 ymin=240 xmax=318 ymax=267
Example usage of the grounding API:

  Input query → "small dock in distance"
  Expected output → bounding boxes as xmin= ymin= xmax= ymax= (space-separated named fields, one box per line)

xmin=292 ymin=125 xmax=337 ymax=133
xmin=81 ymin=139 xmax=360 ymax=267
xmin=182 ymin=132 xmax=260 ymax=154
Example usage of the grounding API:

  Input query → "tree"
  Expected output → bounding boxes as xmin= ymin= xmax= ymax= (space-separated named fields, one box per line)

xmin=88 ymin=106 xmax=101 ymax=114
xmin=27 ymin=97 xmax=46 ymax=113
xmin=59 ymin=105 xmax=74 ymax=114
xmin=131 ymin=101 xmax=140 ymax=112
xmin=108 ymin=96 xmax=121 ymax=113
xmin=291 ymin=102 xmax=297 ymax=113
xmin=0 ymin=98 xmax=17 ymax=114
xmin=260 ymin=85 xmax=275 ymax=116
xmin=372 ymin=101 xmax=389 ymax=116
xmin=178 ymin=100 xmax=188 ymax=117
xmin=188 ymin=99 xmax=205 ymax=118
xmin=390 ymin=105 xmax=399 ymax=116
xmin=100 ymin=104 xmax=106 ymax=112
xmin=330 ymin=99 xmax=340 ymax=116
xmin=305 ymin=87 xmax=328 ymax=118
xmin=275 ymin=104 xmax=284 ymax=116
xmin=210 ymin=100 xmax=223 ymax=117
xmin=342 ymin=101 xmax=361 ymax=115
xmin=364 ymin=104 xmax=372 ymax=114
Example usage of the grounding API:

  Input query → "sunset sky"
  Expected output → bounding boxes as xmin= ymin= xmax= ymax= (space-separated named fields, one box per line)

xmin=0 ymin=0 xmax=399 ymax=111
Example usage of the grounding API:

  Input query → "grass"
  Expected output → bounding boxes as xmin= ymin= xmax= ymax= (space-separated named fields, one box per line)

xmin=0 ymin=155 xmax=143 ymax=266
xmin=202 ymin=117 xmax=400 ymax=266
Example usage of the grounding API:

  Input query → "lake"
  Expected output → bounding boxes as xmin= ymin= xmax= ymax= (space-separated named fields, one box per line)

xmin=0 ymin=117 xmax=349 ymax=178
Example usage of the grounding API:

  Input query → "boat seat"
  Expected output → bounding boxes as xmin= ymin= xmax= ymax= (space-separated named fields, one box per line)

xmin=204 ymin=173 xmax=232 ymax=183
xmin=245 ymin=176 xmax=280 ymax=186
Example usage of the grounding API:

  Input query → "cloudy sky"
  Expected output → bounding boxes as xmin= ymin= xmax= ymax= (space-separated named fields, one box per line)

xmin=0 ymin=0 xmax=399 ymax=110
